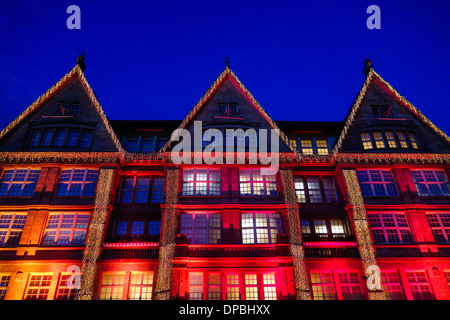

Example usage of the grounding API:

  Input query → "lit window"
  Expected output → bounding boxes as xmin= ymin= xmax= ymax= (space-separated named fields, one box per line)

xmin=373 ymin=131 xmax=385 ymax=148
xmin=56 ymin=169 xmax=98 ymax=197
xmin=56 ymin=272 xmax=80 ymax=300
xmin=208 ymin=273 xmax=221 ymax=300
xmin=24 ymin=274 xmax=53 ymax=300
xmin=99 ymin=273 xmax=125 ymax=300
xmin=263 ymin=273 xmax=277 ymax=300
xmin=183 ymin=168 xmax=221 ymax=196
xmin=406 ymin=271 xmax=434 ymax=300
xmin=300 ymin=139 xmax=314 ymax=155
xmin=408 ymin=132 xmax=418 ymax=149
xmin=316 ymin=139 xmax=329 ymax=155
xmin=189 ymin=273 xmax=203 ymax=300
xmin=42 ymin=213 xmax=89 ymax=246
xmin=180 ymin=213 xmax=221 ymax=244
xmin=129 ymin=272 xmax=154 ymax=300
xmin=245 ymin=274 xmax=258 ymax=300
xmin=381 ymin=271 xmax=404 ymax=300
xmin=368 ymin=212 xmax=414 ymax=244
xmin=397 ymin=132 xmax=409 ymax=148
xmin=385 ymin=131 xmax=397 ymax=148
xmin=411 ymin=170 xmax=450 ymax=197
xmin=310 ymin=271 xmax=336 ymax=300
xmin=0 ymin=213 xmax=26 ymax=246
xmin=294 ymin=176 xmax=339 ymax=203
xmin=360 ymin=132 xmax=373 ymax=150
xmin=241 ymin=213 xmax=282 ymax=244
xmin=226 ymin=274 xmax=240 ymax=300
xmin=239 ymin=169 xmax=278 ymax=196
xmin=0 ymin=169 xmax=40 ymax=197
xmin=338 ymin=272 xmax=364 ymax=300
xmin=301 ymin=218 xmax=346 ymax=240
xmin=426 ymin=213 xmax=450 ymax=243
xmin=0 ymin=274 xmax=11 ymax=300
xmin=357 ymin=169 xmax=398 ymax=197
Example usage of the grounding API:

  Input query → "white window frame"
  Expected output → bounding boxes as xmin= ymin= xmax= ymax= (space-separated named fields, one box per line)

xmin=239 ymin=169 xmax=278 ymax=196
xmin=0 ymin=213 xmax=27 ymax=246
xmin=426 ymin=212 xmax=450 ymax=243
xmin=182 ymin=168 xmax=221 ymax=196
xmin=368 ymin=212 xmax=414 ymax=244
xmin=357 ymin=169 xmax=398 ymax=197
xmin=42 ymin=212 xmax=90 ymax=246
xmin=179 ymin=212 xmax=221 ymax=244
xmin=56 ymin=168 xmax=98 ymax=197
xmin=411 ymin=169 xmax=450 ymax=197
xmin=241 ymin=212 xmax=282 ymax=244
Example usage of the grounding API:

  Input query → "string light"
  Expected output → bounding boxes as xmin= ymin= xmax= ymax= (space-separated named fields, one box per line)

xmin=342 ymin=169 xmax=386 ymax=300
xmin=153 ymin=167 xmax=180 ymax=300
xmin=280 ymin=169 xmax=312 ymax=300
xmin=77 ymin=167 xmax=115 ymax=300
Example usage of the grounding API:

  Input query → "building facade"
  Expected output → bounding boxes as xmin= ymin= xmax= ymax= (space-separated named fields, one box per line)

xmin=0 ymin=62 xmax=449 ymax=300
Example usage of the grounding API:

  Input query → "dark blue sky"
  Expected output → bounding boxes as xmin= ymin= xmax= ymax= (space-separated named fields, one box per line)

xmin=1 ymin=1 xmax=449 ymax=135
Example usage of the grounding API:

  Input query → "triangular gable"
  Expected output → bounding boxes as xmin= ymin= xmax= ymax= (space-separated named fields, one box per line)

xmin=332 ymin=68 xmax=450 ymax=153
xmin=160 ymin=66 xmax=294 ymax=153
xmin=0 ymin=64 xmax=124 ymax=152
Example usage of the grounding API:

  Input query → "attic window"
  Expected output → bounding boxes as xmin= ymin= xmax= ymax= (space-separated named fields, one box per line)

xmin=218 ymin=103 xmax=238 ymax=115
xmin=371 ymin=105 xmax=392 ymax=117
xmin=57 ymin=101 xmax=79 ymax=116
xmin=30 ymin=127 xmax=92 ymax=149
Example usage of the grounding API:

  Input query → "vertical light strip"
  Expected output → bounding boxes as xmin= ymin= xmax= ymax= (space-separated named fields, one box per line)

xmin=153 ymin=167 xmax=180 ymax=300
xmin=77 ymin=167 xmax=115 ymax=300
xmin=280 ymin=169 xmax=312 ymax=300
xmin=342 ymin=169 xmax=386 ymax=300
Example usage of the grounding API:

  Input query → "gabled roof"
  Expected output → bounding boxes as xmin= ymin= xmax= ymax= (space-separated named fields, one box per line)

xmin=0 ymin=64 xmax=124 ymax=152
xmin=332 ymin=68 xmax=450 ymax=154
xmin=160 ymin=66 xmax=295 ymax=152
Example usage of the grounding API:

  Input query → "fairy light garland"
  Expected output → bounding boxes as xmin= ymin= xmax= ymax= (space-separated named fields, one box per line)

xmin=77 ymin=167 xmax=115 ymax=300
xmin=153 ymin=167 xmax=180 ymax=300
xmin=280 ymin=169 xmax=312 ymax=300
xmin=342 ymin=169 xmax=386 ymax=300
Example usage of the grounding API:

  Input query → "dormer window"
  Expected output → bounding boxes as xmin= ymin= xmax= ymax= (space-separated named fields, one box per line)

xmin=360 ymin=130 xmax=419 ymax=150
xmin=30 ymin=126 xmax=92 ymax=149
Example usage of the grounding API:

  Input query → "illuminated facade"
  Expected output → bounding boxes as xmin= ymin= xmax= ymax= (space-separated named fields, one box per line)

xmin=0 ymin=62 xmax=449 ymax=300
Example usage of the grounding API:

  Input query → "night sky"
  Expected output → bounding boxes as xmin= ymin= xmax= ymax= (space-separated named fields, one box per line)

xmin=1 ymin=1 xmax=449 ymax=135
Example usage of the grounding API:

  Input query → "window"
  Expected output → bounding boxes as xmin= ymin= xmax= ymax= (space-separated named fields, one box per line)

xmin=426 ymin=213 xmax=450 ymax=243
xmin=0 ymin=274 xmax=11 ymax=300
xmin=239 ymin=169 xmax=278 ymax=196
xmin=300 ymin=139 xmax=314 ymax=155
xmin=151 ymin=177 xmax=165 ymax=203
xmin=263 ymin=273 xmax=277 ymax=300
xmin=310 ymin=271 xmax=336 ymax=300
xmin=372 ymin=131 xmax=385 ymax=148
xmin=122 ymin=135 xmax=166 ymax=153
xmin=29 ymin=127 xmax=92 ymax=149
xmin=218 ymin=103 xmax=239 ymax=114
xmin=111 ymin=219 xmax=160 ymax=242
xmin=129 ymin=272 xmax=154 ymax=300
xmin=316 ymin=139 xmax=329 ymax=155
xmin=42 ymin=213 xmax=89 ymax=246
xmin=245 ymin=273 xmax=258 ymax=300
xmin=183 ymin=169 xmax=221 ymax=196
xmin=411 ymin=170 xmax=450 ymax=197
xmin=338 ymin=272 xmax=364 ymax=300
xmin=118 ymin=175 xmax=164 ymax=204
xmin=360 ymin=132 xmax=373 ymax=150
xmin=0 ymin=213 xmax=26 ymax=246
xmin=56 ymin=169 xmax=98 ymax=197
xmin=294 ymin=176 xmax=339 ymax=203
xmin=445 ymin=271 xmax=450 ymax=290
xmin=406 ymin=271 xmax=434 ymax=300
xmin=180 ymin=213 xmax=221 ymax=244
xmin=55 ymin=273 xmax=79 ymax=300
xmin=397 ymin=132 xmax=409 ymax=148
xmin=372 ymin=105 xmax=392 ymax=116
xmin=385 ymin=131 xmax=397 ymax=148
xmin=301 ymin=218 xmax=346 ymax=240
xmin=357 ymin=169 xmax=398 ymax=197
xmin=368 ymin=212 xmax=414 ymax=244
xmin=99 ymin=273 xmax=125 ymax=300
xmin=208 ymin=273 xmax=221 ymax=300
xmin=189 ymin=273 xmax=203 ymax=300
xmin=408 ymin=132 xmax=418 ymax=149
xmin=241 ymin=213 xmax=282 ymax=244
xmin=381 ymin=271 xmax=404 ymax=300
xmin=0 ymin=169 xmax=40 ymax=197
xmin=24 ymin=274 xmax=52 ymax=300
xmin=226 ymin=274 xmax=240 ymax=300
